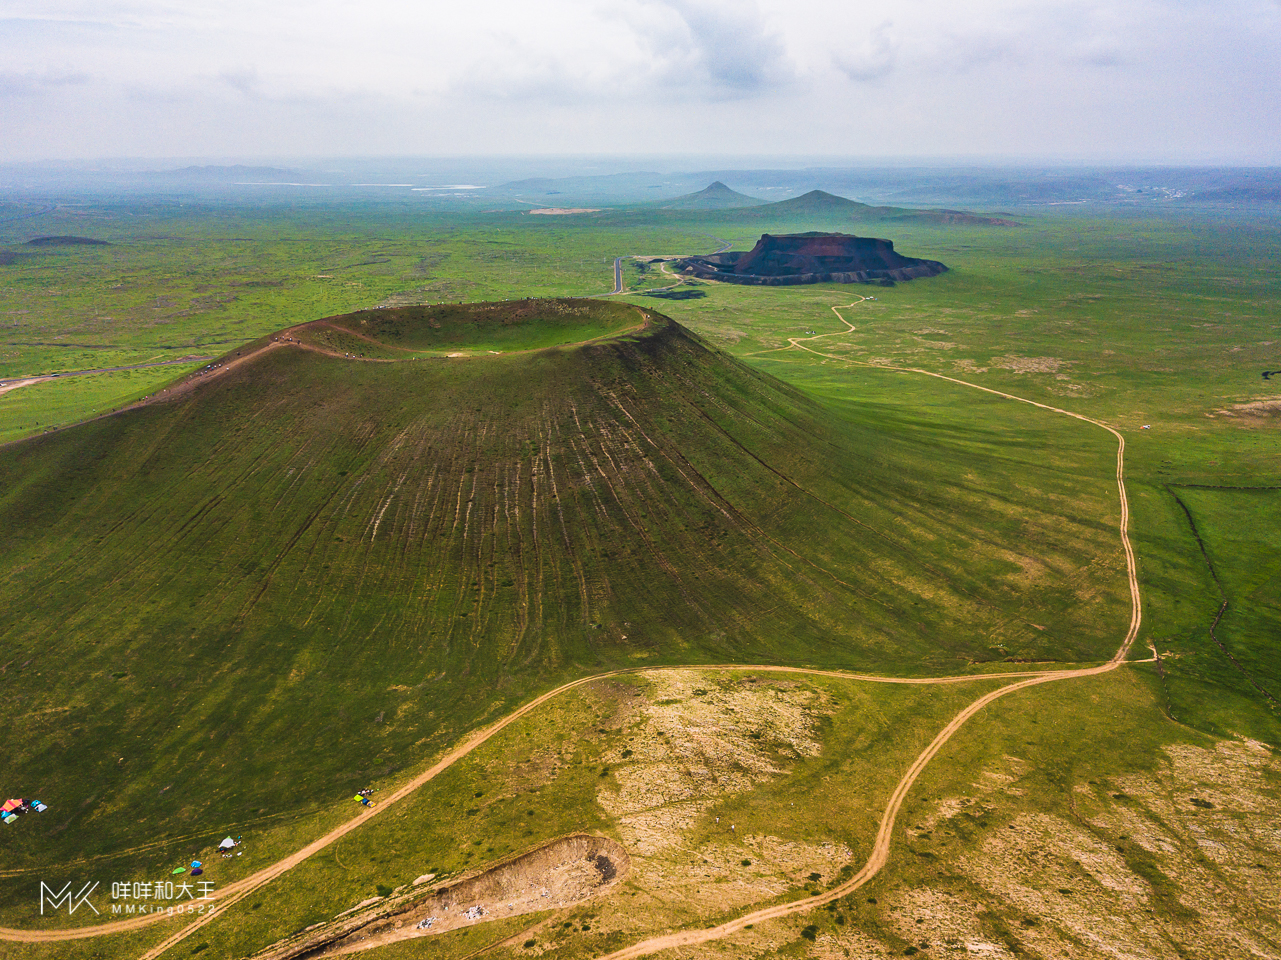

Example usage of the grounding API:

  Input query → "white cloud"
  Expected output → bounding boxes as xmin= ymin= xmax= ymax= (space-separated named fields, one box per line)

xmin=831 ymin=22 xmax=896 ymax=83
xmin=0 ymin=67 xmax=90 ymax=97
xmin=655 ymin=0 xmax=794 ymax=95
xmin=0 ymin=0 xmax=1277 ymax=160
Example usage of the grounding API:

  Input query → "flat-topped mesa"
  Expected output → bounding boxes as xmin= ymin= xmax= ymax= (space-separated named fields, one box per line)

xmin=677 ymin=232 xmax=947 ymax=286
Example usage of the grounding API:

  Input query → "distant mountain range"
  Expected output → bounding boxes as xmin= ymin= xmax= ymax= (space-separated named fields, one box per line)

xmin=1183 ymin=186 xmax=1281 ymax=204
xmin=145 ymin=165 xmax=303 ymax=181
xmin=654 ymin=186 xmax=1018 ymax=226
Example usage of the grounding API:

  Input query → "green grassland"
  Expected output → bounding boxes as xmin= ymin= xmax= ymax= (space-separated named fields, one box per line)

xmin=76 ymin=672 xmax=995 ymax=960
xmin=0 ymin=195 xmax=1277 ymax=958
xmin=1148 ymin=485 xmax=1281 ymax=739
xmin=0 ymin=300 xmax=1128 ymax=880
xmin=58 ymin=665 xmax=1260 ymax=960
xmin=0 ymin=364 xmax=208 ymax=443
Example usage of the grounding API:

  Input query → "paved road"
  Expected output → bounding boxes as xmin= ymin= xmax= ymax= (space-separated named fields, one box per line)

xmin=606 ymin=237 xmax=729 ymax=297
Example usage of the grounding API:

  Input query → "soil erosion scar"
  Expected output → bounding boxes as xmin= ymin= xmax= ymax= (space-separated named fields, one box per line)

xmin=255 ymin=834 xmax=628 ymax=959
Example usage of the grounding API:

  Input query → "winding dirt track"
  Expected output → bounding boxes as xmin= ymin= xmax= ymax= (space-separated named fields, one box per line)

xmin=0 ymin=295 xmax=1143 ymax=960
xmin=0 ymin=666 xmax=1061 ymax=950
xmin=590 ymin=301 xmax=1143 ymax=960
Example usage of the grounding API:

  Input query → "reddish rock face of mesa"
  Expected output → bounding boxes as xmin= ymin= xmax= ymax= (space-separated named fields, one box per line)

xmin=677 ymin=232 xmax=947 ymax=285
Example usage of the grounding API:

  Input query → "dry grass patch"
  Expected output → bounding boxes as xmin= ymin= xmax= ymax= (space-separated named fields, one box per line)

xmin=945 ymin=737 xmax=1281 ymax=960
xmin=990 ymin=356 xmax=1073 ymax=375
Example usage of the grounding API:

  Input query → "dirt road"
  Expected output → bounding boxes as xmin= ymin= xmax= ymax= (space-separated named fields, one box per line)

xmin=0 ymin=377 xmax=52 ymax=397
xmin=590 ymin=304 xmax=1145 ymax=960
xmin=0 ymin=296 xmax=1142 ymax=960
xmin=0 ymin=665 xmax=1064 ymax=947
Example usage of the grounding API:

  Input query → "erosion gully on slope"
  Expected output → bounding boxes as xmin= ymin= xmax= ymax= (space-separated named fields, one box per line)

xmin=0 ymin=290 xmax=1144 ymax=960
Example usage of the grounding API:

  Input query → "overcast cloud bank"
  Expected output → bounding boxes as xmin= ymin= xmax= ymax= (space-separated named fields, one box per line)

xmin=2 ymin=0 xmax=1278 ymax=161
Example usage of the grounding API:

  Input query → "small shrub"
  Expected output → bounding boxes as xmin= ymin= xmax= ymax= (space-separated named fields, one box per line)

xmin=376 ymin=884 xmax=393 ymax=898
xmin=801 ymin=925 xmax=818 ymax=942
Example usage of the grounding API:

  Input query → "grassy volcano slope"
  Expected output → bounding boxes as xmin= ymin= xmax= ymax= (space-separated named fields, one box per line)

xmin=0 ymin=300 xmax=1125 ymax=870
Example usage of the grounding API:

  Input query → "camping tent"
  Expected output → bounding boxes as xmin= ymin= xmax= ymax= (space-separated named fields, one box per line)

xmin=1 ymin=799 xmax=22 ymax=814
xmin=218 ymin=837 xmax=237 ymax=851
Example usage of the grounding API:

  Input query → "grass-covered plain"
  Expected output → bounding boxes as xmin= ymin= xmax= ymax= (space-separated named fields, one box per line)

xmin=0 ymin=299 xmax=1129 ymax=883
xmin=0 ymin=195 xmax=1277 ymax=958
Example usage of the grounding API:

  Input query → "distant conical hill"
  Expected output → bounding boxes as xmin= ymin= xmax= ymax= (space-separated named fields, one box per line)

xmin=0 ymin=298 xmax=1115 ymax=864
xmin=764 ymin=189 xmax=874 ymax=215
xmin=661 ymin=181 xmax=765 ymax=210
xmin=704 ymin=189 xmax=1018 ymax=226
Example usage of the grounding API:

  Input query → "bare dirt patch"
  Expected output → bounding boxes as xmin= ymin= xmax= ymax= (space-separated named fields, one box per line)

xmin=883 ymin=887 xmax=1015 ymax=959
xmin=0 ymin=376 xmax=52 ymax=396
xmin=913 ymin=338 xmax=960 ymax=350
xmin=811 ymin=927 xmax=897 ymax=959
xmin=946 ymin=739 xmax=1281 ymax=960
xmin=254 ymin=834 xmax=627 ymax=959
xmin=1213 ymin=396 xmax=1281 ymax=423
xmin=990 ymin=356 xmax=1073 ymax=375
xmin=598 ymin=671 xmax=826 ymax=857
xmin=643 ymin=835 xmax=854 ymax=915
xmin=593 ymin=672 xmax=854 ymax=918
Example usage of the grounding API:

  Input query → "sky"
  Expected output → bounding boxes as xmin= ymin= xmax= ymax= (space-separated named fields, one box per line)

xmin=3 ymin=0 xmax=1280 ymax=163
